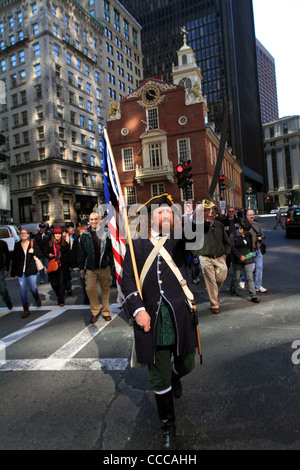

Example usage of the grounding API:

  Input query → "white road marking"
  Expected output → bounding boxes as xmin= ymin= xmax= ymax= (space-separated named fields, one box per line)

xmin=0 ymin=358 xmax=128 ymax=371
xmin=0 ymin=306 xmax=78 ymax=348
xmin=0 ymin=303 xmax=128 ymax=371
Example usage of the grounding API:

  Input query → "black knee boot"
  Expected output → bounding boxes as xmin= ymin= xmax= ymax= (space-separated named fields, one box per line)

xmin=171 ymin=370 xmax=182 ymax=398
xmin=155 ymin=390 xmax=176 ymax=450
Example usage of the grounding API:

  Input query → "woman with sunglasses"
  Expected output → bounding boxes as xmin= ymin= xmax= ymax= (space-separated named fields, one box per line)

xmin=11 ymin=228 xmax=42 ymax=318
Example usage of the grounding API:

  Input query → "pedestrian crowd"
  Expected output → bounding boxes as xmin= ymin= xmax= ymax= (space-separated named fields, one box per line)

xmin=0 ymin=214 xmax=115 ymax=321
xmin=189 ymin=201 xmax=267 ymax=313
xmin=0 ymin=203 xmax=268 ymax=318
xmin=0 ymin=198 xmax=269 ymax=451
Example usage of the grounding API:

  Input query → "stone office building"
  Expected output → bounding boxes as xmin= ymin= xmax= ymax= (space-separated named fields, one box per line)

xmin=264 ymin=115 xmax=300 ymax=207
xmin=0 ymin=0 xmax=142 ymax=226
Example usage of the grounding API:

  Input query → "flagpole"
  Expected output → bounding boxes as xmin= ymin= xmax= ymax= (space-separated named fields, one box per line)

xmin=103 ymin=127 xmax=143 ymax=300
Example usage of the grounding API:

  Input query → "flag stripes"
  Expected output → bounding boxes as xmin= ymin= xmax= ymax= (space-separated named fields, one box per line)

xmin=102 ymin=131 xmax=126 ymax=304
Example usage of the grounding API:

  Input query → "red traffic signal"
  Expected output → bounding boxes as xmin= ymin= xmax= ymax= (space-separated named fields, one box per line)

xmin=176 ymin=164 xmax=184 ymax=173
xmin=219 ymin=174 xmax=225 ymax=192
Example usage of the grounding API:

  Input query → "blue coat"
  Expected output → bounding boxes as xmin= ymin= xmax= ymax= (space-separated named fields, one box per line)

xmin=121 ymin=236 xmax=198 ymax=364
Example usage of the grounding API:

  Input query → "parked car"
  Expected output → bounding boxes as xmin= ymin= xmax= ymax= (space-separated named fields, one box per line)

xmin=0 ymin=225 xmax=20 ymax=251
xmin=19 ymin=223 xmax=41 ymax=238
xmin=286 ymin=206 xmax=300 ymax=238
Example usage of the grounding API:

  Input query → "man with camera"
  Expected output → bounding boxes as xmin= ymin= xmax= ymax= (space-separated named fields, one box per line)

xmin=246 ymin=209 xmax=267 ymax=293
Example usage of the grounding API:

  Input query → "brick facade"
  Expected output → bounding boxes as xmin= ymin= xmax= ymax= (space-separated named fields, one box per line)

xmin=107 ymin=77 xmax=243 ymax=211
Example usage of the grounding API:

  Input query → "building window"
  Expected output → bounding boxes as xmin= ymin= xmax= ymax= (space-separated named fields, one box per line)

xmin=61 ymin=169 xmax=67 ymax=184
xmin=38 ymin=148 xmax=45 ymax=160
xmin=41 ymin=201 xmax=49 ymax=221
xmin=36 ymin=105 xmax=43 ymax=120
xmin=34 ymin=63 xmax=41 ymax=77
xmin=177 ymin=138 xmax=191 ymax=162
xmin=35 ymin=84 xmax=42 ymax=98
xmin=151 ymin=183 xmax=165 ymax=197
xmin=147 ymin=108 xmax=159 ymax=130
xmin=54 ymin=44 xmax=60 ymax=56
xmin=33 ymin=23 xmax=38 ymax=35
xmin=40 ymin=170 xmax=47 ymax=184
xmin=181 ymin=185 xmax=194 ymax=201
xmin=122 ymin=147 xmax=134 ymax=171
xmin=126 ymin=186 xmax=136 ymax=205
xmin=82 ymin=174 xmax=88 ymax=186
xmin=63 ymin=200 xmax=70 ymax=219
xmin=31 ymin=3 xmax=37 ymax=15
xmin=37 ymin=126 xmax=44 ymax=140
xmin=149 ymin=142 xmax=162 ymax=168
xmin=33 ymin=43 xmax=40 ymax=56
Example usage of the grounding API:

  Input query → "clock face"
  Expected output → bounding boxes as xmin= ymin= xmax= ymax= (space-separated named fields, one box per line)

xmin=142 ymin=85 xmax=160 ymax=105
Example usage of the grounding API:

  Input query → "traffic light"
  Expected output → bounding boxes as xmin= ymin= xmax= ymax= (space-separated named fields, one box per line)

xmin=176 ymin=160 xmax=193 ymax=191
xmin=183 ymin=160 xmax=193 ymax=187
xmin=176 ymin=163 xmax=185 ymax=189
xmin=219 ymin=174 xmax=225 ymax=193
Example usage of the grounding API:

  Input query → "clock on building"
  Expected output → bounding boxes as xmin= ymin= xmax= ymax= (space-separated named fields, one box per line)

xmin=141 ymin=85 xmax=160 ymax=105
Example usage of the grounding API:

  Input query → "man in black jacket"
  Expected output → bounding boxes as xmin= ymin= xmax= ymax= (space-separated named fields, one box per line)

xmin=197 ymin=199 xmax=231 ymax=314
xmin=35 ymin=223 xmax=52 ymax=283
xmin=0 ymin=239 xmax=12 ymax=309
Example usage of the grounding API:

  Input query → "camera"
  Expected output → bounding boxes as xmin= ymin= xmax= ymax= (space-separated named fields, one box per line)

xmin=256 ymin=233 xmax=265 ymax=239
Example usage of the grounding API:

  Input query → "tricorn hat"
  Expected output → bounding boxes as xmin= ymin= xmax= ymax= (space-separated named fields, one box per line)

xmin=202 ymin=199 xmax=215 ymax=209
xmin=136 ymin=193 xmax=175 ymax=214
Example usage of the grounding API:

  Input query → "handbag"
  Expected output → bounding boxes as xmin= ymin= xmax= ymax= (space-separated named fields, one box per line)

xmin=47 ymin=258 xmax=59 ymax=273
xmin=260 ymin=242 xmax=266 ymax=255
xmin=30 ymin=241 xmax=44 ymax=271
xmin=251 ymin=226 xmax=266 ymax=255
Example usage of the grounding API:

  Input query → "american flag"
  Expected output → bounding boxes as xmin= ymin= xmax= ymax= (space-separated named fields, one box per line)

xmin=102 ymin=130 xmax=126 ymax=304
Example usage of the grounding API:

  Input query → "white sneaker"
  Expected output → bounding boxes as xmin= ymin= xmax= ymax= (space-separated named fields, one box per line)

xmin=256 ymin=286 xmax=267 ymax=293
xmin=239 ymin=281 xmax=245 ymax=289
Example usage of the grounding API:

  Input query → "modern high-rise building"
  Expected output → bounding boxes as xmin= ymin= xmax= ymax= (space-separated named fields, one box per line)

xmin=256 ymin=39 xmax=279 ymax=124
xmin=121 ymin=0 xmax=265 ymax=210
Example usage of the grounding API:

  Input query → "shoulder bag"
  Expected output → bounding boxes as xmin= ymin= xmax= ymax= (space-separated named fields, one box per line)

xmin=30 ymin=240 xmax=44 ymax=271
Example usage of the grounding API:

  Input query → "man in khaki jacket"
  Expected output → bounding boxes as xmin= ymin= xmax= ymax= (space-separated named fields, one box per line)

xmin=197 ymin=200 xmax=231 ymax=313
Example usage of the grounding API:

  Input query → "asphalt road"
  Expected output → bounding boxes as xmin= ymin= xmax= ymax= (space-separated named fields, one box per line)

xmin=0 ymin=215 xmax=300 ymax=451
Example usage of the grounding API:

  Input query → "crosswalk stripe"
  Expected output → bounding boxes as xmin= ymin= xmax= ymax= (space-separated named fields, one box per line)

xmin=0 ymin=303 xmax=128 ymax=371
xmin=0 ymin=357 xmax=128 ymax=371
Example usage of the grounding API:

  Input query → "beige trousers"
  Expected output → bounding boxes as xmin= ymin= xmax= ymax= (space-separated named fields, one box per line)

xmin=85 ymin=266 xmax=111 ymax=317
xmin=199 ymin=255 xmax=228 ymax=308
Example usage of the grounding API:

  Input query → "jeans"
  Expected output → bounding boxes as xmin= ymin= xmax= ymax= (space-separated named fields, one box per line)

xmin=231 ymin=263 xmax=256 ymax=298
xmin=0 ymin=269 xmax=11 ymax=305
xmin=18 ymin=273 xmax=39 ymax=304
xmin=254 ymin=249 xmax=264 ymax=289
xmin=39 ymin=256 xmax=48 ymax=282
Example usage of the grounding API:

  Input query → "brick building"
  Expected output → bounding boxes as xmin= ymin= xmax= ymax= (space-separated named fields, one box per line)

xmin=107 ymin=36 xmax=242 ymax=211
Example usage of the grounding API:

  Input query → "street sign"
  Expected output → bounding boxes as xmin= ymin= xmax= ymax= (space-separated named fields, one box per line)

xmin=219 ymin=200 xmax=226 ymax=209
xmin=184 ymin=200 xmax=193 ymax=214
